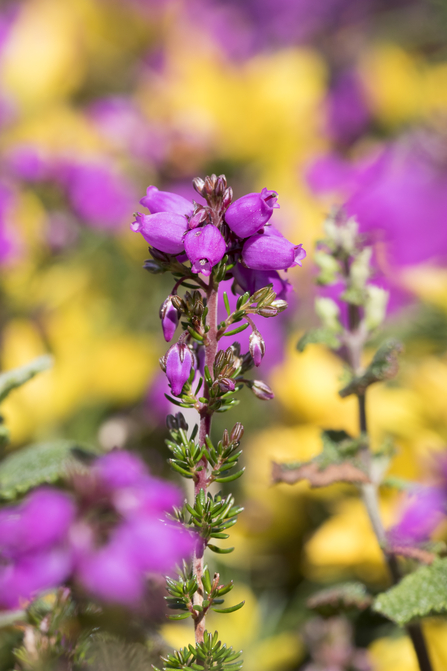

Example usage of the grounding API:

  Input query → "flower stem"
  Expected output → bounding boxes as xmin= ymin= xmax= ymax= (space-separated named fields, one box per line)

xmin=193 ymin=279 xmax=218 ymax=644
xmin=345 ymin=301 xmax=433 ymax=671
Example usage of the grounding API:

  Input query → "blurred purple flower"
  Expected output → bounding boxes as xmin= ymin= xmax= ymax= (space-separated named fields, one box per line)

xmin=4 ymin=145 xmax=48 ymax=182
xmin=62 ymin=161 xmax=136 ymax=231
xmin=0 ymin=182 xmax=18 ymax=263
xmin=160 ymin=295 xmax=180 ymax=342
xmin=325 ymin=70 xmax=370 ymax=146
xmin=94 ymin=450 xmax=147 ymax=490
xmin=88 ymin=97 xmax=167 ymax=164
xmin=389 ymin=486 xmax=445 ymax=546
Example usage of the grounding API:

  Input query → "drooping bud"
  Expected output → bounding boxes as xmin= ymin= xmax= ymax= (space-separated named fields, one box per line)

xmin=225 ymin=188 xmax=279 ymax=238
xmin=160 ymin=296 xmax=179 ymax=342
xmin=130 ymin=212 xmax=188 ymax=255
xmin=184 ymin=224 xmax=226 ymax=276
xmin=140 ymin=186 xmax=193 ymax=216
xmin=165 ymin=343 xmax=193 ymax=397
xmin=242 ymin=227 xmax=306 ymax=271
xmin=250 ymin=380 xmax=274 ymax=400
xmin=249 ymin=331 xmax=265 ymax=367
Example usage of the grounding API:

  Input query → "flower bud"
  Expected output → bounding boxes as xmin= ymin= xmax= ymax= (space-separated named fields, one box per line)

xmin=215 ymin=175 xmax=227 ymax=197
xmin=188 ymin=208 xmax=209 ymax=230
xmin=250 ymin=380 xmax=274 ymax=400
xmin=140 ymin=186 xmax=193 ymax=216
xmin=222 ymin=186 xmax=233 ymax=210
xmin=230 ymin=423 xmax=244 ymax=443
xmin=184 ymin=224 xmax=226 ymax=276
xmin=160 ymin=296 xmax=179 ymax=342
xmin=365 ymin=285 xmax=389 ymax=331
xmin=131 ymin=212 xmax=188 ymax=255
xmin=225 ymin=188 xmax=279 ymax=238
xmin=249 ymin=331 xmax=265 ymax=367
xmin=192 ymin=177 xmax=206 ymax=197
xmin=257 ymin=306 xmax=278 ymax=317
xmin=270 ymin=299 xmax=288 ymax=313
xmin=242 ymin=227 xmax=306 ymax=271
xmin=165 ymin=343 xmax=193 ymax=397
xmin=216 ymin=377 xmax=235 ymax=393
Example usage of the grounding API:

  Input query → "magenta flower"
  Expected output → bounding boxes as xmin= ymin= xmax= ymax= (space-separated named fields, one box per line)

xmin=94 ymin=451 xmax=147 ymax=490
xmin=160 ymin=296 xmax=179 ymax=342
xmin=242 ymin=227 xmax=306 ymax=270
xmin=140 ymin=185 xmax=194 ymax=216
xmin=165 ymin=343 xmax=193 ymax=396
xmin=389 ymin=486 xmax=445 ymax=545
xmin=225 ymin=188 xmax=279 ymax=238
xmin=325 ymin=70 xmax=370 ymax=146
xmin=184 ymin=224 xmax=226 ymax=276
xmin=130 ymin=212 xmax=188 ymax=255
xmin=249 ymin=331 xmax=265 ymax=367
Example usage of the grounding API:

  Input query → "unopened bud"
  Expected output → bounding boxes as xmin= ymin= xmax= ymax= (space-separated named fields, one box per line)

xmin=188 ymin=208 xmax=209 ymax=230
xmin=166 ymin=412 xmax=188 ymax=432
xmin=222 ymin=186 xmax=233 ymax=209
xmin=217 ymin=377 xmax=236 ymax=393
xmin=230 ymin=422 xmax=244 ymax=443
xmin=250 ymin=380 xmax=274 ymax=400
xmin=143 ymin=259 xmax=165 ymax=274
xmin=193 ymin=177 xmax=206 ymax=196
xmin=159 ymin=354 xmax=167 ymax=372
xmin=257 ymin=306 xmax=278 ymax=318
xmin=249 ymin=331 xmax=265 ymax=367
xmin=160 ymin=296 xmax=179 ymax=342
xmin=165 ymin=343 xmax=193 ymax=396
xmin=365 ymin=285 xmax=389 ymax=330
xmin=270 ymin=299 xmax=287 ymax=313
xmin=215 ymin=175 xmax=226 ymax=197
xmin=251 ymin=285 xmax=273 ymax=303
xmin=170 ymin=295 xmax=184 ymax=311
xmin=222 ymin=428 xmax=230 ymax=447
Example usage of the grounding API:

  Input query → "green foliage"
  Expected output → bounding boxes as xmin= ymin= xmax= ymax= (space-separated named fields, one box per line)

xmin=339 ymin=339 xmax=403 ymax=398
xmin=307 ymin=582 xmax=372 ymax=617
xmin=84 ymin=640 xmax=154 ymax=671
xmin=0 ymin=440 xmax=101 ymax=500
xmin=165 ymin=562 xmax=242 ymax=621
xmin=0 ymin=355 xmax=53 ymax=404
xmin=156 ymin=630 xmax=243 ymax=671
xmin=272 ymin=430 xmax=369 ymax=488
xmin=297 ymin=328 xmax=341 ymax=352
xmin=374 ymin=558 xmax=447 ymax=626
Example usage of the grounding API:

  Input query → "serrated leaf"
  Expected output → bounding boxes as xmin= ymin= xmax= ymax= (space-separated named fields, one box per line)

xmin=339 ymin=339 xmax=403 ymax=398
xmin=0 ymin=355 xmax=53 ymax=404
xmin=307 ymin=582 xmax=372 ymax=616
xmin=297 ymin=328 xmax=341 ymax=352
xmin=0 ymin=440 xmax=101 ymax=499
xmin=374 ymin=558 xmax=447 ymax=625
xmin=272 ymin=429 xmax=369 ymax=488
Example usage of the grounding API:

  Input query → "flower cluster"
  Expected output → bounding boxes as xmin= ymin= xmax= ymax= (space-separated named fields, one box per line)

xmin=131 ymin=176 xmax=305 ymax=402
xmin=0 ymin=451 xmax=193 ymax=609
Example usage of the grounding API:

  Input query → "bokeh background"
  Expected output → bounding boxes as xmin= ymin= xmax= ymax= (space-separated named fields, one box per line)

xmin=1 ymin=0 xmax=447 ymax=669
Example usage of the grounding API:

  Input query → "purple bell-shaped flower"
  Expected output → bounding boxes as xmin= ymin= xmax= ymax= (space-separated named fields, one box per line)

xmin=225 ymin=188 xmax=279 ymax=238
xmin=140 ymin=186 xmax=193 ymax=216
xmin=242 ymin=226 xmax=306 ymax=271
xmin=184 ymin=224 xmax=226 ymax=276
xmin=160 ymin=296 xmax=179 ymax=342
xmin=165 ymin=343 xmax=193 ymax=396
xmin=130 ymin=212 xmax=188 ymax=255
xmin=249 ymin=331 xmax=265 ymax=367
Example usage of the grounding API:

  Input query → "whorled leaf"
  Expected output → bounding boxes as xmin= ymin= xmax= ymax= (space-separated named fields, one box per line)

xmin=374 ymin=558 xmax=447 ymax=626
xmin=339 ymin=339 xmax=403 ymax=398
xmin=0 ymin=440 xmax=101 ymax=499
xmin=0 ymin=355 xmax=53 ymax=404
xmin=272 ymin=430 xmax=370 ymax=488
xmin=307 ymin=582 xmax=372 ymax=617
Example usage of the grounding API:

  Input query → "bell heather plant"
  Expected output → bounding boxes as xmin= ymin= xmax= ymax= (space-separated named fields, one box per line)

xmin=273 ymin=208 xmax=435 ymax=671
xmin=132 ymin=174 xmax=305 ymax=670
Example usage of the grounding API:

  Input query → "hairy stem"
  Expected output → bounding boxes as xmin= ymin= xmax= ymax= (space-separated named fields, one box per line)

xmin=345 ymin=298 xmax=433 ymax=671
xmin=193 ymin=280 xmax=219 ymax=644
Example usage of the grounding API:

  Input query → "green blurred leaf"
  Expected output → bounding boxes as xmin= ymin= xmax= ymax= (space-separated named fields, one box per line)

xmin=0 ymin=355 xmax=53 ymax=404
xmin=339 ymin=339 xmax=403 ymax=398
xmin=211 ymin=600 xmax=244 ymax=614
xmin=307 ymin=582 xmax=372 ymax=616
xmin=0 ymin=440 xmax=101 ymax=499
xmin=297 ymin=328 xmax=341 ymax=352
xmin=374 ymin=558 xmax=447 ymax=626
